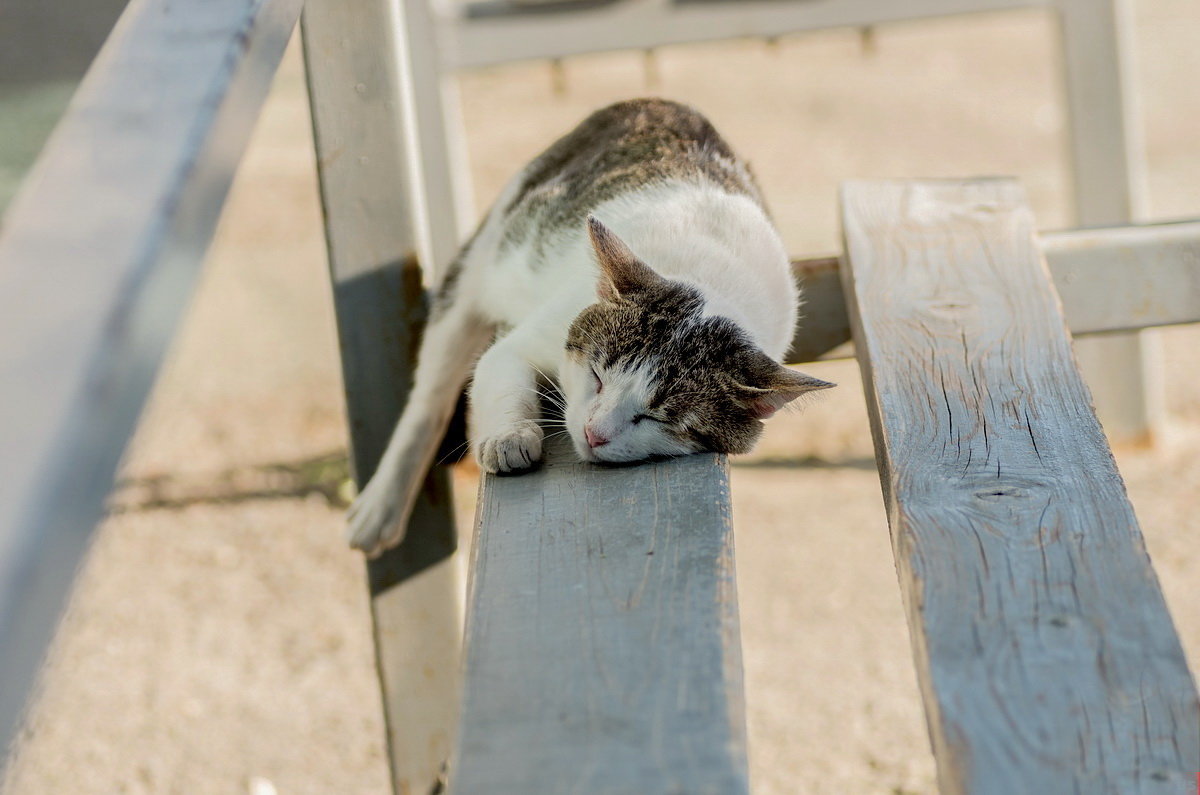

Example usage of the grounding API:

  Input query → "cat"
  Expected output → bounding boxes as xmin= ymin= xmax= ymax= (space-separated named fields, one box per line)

xmin=347 ymin=98 xmax=833 ymax=555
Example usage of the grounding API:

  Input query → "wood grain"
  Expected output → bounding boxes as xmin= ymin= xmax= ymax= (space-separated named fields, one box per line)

xmin=301 ymin=4 xmax=462 ymax=792
xmin=451 ymin=436 xmax=748 ymax=795
xmin=0 ymin=0 xmax=301 ymax=754
xmin=839 ymin=179 xmax=1199 ymax=793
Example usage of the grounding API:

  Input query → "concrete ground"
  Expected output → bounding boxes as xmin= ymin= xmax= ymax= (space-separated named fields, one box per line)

xmin=4 ymin=3 xmax=1199 ymax=793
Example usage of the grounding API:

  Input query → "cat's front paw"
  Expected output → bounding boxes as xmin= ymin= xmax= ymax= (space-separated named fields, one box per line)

xmin=476 ymin=420 xmax=543 ymax=474
xmin=346 ymin=475 xmax=405 ymax=557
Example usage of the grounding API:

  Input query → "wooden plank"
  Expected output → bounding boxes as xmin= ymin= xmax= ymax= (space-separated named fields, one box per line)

xmin=451 ymin=437 xmax=748 ymax=795
xmin=784 ymin=220 xmax=1200 ymax=363
xmin=300 ymin=4 xmax=462 ymax=793
xmin=839 ymin=179 xmax=1200 ymax=793
xmin=446 ymin=0 xmax=1039 ymax=70
xmin=1057 ymin=0 xmax=1160 ymax=445
xmin=0 ymin=0 xmax=301 ymax=754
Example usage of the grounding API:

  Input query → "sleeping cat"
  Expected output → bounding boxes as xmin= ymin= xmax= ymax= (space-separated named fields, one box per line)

xmin=348 ymin=98 xmax=833 ymax=555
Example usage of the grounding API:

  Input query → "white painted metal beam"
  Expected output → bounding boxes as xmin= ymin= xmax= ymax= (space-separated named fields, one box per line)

xmin=786 ymin=220 xmax=1200 ymax=363
xmin=396 ymin=0 xmax=476 ymax=280
xmin=0 ymin=0 xmax=302 ymax=757
xmin=302 ymin=2 xmax=465 ymax=792
xmin=1056 ymin=0 xmax=1158 ymax=445
xmin=1045 ymin=220 xmax=1200 ymax=336
xmin=445 ymin=0 xmax=1041 ymax=70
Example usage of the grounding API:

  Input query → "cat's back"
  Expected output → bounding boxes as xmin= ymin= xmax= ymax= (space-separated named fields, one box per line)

xmin=499 ymin=99 xmax=763 ymax=248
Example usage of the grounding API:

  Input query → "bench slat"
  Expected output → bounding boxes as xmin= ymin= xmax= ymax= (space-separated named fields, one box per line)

xmin=839 ymin=178 xmax=1200 ymax=793
xmin=452 ymin=439 xmax=748 ymax=794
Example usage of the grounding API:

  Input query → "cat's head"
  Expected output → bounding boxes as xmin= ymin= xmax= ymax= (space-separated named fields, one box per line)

xmin=561 ymin=216 xmax=833 ymax=464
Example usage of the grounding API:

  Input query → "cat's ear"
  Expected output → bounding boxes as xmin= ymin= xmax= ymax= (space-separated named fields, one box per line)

xmin=587 ymin=216 xmax=661 ymax=301
xmin=733 ymin=364 xmax=835 ymax=419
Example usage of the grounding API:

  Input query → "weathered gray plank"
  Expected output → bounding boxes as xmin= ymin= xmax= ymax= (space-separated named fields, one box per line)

xmin=0 ymin=0 xmax=301 ymax=755
xmin=785 ymin=220 xmax=1200 ymax=363
xmin=839 ymin=178 xmax=1200 ymax=793
xmin=452 ymin=437 xmax=748 ymax=795
xmin=300 ymin=3 xmax=462 ymax=793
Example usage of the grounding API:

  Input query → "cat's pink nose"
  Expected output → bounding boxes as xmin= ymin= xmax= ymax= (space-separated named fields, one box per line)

xmin=585 ymin=426 xmax=609 ymax=448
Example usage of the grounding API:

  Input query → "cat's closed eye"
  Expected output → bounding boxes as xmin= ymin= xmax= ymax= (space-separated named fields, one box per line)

xmin=344 ymin=98 xmax=828 ymax=557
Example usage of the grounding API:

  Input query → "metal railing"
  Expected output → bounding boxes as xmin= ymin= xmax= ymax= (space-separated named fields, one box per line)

xmin=0 ymin=0 xmax=303 ymax=754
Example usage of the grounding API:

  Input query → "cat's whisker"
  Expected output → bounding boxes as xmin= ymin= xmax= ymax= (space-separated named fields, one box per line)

xmin=530 ymin=363 xmax=557 ymax=383
xmin=436 ymin=438 xmax=474 ymax=466
xmin=511 ymin=381 xmax=568 ymax=411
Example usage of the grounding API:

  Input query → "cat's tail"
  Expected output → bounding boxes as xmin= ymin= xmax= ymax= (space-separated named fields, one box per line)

xmin=345 ymin=266 xmax=492 ymax=556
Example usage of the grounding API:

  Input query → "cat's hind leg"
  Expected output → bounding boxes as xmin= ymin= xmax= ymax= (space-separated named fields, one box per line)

xmin=346 ymin=298 xmax=492 ymax=556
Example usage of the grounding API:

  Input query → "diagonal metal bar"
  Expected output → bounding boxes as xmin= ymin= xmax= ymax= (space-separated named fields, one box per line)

xmin=0 ymin=0 xmax=302 ymax=756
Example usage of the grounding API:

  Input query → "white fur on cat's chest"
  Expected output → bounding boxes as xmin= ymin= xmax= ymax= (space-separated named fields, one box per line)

xmin=474 ymin=181 xmax=798 ymax=367
xmin=343 ymin=106 xmax=821 ymax=558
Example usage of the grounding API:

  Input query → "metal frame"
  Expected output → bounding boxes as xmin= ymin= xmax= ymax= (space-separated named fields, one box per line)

xmin=785 ymin=220 xmax=1200 ymax=363
xmin=301 ymin=2 xmax=463 ymax=790
xmin=0 ymin=0 xmax=302 ymax=756
xmin=446 ymin=0 xmax=1041 ymax=69
xmin=1057 ymin=0 xmax=1159 ymax=444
